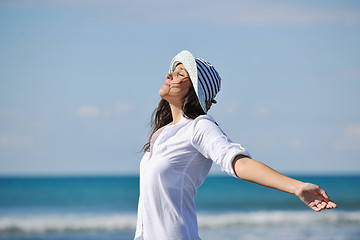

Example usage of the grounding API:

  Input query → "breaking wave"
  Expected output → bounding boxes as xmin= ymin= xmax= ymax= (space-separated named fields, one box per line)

xmin=0 ymin=211 xmax=359 ymax=234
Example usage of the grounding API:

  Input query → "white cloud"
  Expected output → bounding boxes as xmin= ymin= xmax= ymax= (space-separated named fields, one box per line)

xmin=344 ymin=124 xmax=360 ymax=139
xmin=76 ymin=102 xmax=133 ymax=118
xmin=255 ymin=136 xmax=303 ymax=152
xmin=332 ymin=123 xmax=360 ymax=151
xmin=115 ymin=102 xmax=133 ymax=114
xmin=103 ymin=103 xmax=133 ymax=116
xmin=224 ymin=100 xmax=242 ymax=116
xmin=76 ymin=105 xmax=99 ymax=117
xmin=0 ymin=134 xmax=35 ymax=147
xmin=288 ymin=137 xmax=301 ymax=150
xmin=253 ymin=105 xmax=271 ymax=117
xmin=212 ymin=99 xmax=242 ymax=119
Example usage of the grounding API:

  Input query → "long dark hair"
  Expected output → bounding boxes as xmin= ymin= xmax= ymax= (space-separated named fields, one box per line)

xmin=142 ymin=85 xmax=205 ymax=152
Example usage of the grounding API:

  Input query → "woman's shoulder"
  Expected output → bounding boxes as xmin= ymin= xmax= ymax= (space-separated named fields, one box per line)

xmin=190 ymin=114 xmax=218 ymax=130
xmin=194 ymin=114 xmax=215 ymax=122
xmin=189 ymin=114 xmax=226 ymax=144
xmin=196 ymin=114 xmax=219 ymax=124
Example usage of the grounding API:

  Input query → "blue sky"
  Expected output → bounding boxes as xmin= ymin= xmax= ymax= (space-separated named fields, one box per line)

xmin=0 ymin=0 xmax=359 ymax=175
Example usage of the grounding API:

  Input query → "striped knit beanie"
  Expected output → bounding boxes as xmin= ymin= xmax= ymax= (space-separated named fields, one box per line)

xmin=169 ymin=50 xmax=221 ymax=113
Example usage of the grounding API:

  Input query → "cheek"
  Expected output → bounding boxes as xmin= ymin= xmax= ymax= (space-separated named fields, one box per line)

xmin=170 ymin=84 xmax=190 ymax=96
xmin=181 ymin=83 xmax=192 ymax=95
xmin=178 ymin=87 xmax=191 ymax=100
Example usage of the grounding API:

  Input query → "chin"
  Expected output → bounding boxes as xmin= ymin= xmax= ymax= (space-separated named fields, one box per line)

xmin=159 ymin=90 xmax=167 ymax=99
xmin=159 ymin=86 xmax=170 ymax=98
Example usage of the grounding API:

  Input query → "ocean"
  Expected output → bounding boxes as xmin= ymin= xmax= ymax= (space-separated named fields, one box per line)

xmin=0 ymin=175 xmax=359 ymax=240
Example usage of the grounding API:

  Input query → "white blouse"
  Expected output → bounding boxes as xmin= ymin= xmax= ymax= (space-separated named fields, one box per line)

xmin=134 ymin=114 xmax=250 ymax=240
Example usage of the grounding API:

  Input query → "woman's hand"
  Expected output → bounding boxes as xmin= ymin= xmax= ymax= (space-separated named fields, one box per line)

xmin=295 ymin=183 xmax=337 ymax=212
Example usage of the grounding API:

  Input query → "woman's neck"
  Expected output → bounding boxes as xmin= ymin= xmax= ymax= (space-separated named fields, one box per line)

xmin=169 ymin=103 xmax=183 ymax=125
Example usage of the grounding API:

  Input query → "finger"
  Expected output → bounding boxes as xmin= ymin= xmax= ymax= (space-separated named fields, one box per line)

xmin=319 ymin=188 xmax=329 ymax=199
xmin=310 ymin=199 xmax=327 ymax=212
xmin=326 ymin=201 xmax=337 ymax=209
xmin=309 ymin=201 xmax=321 ymax=211
xmin=314 ymin=201 xmax=325 ymax=211
xmin=318 ymin=201 xmax=327 ymax=210
xmin=325 ymin=204 xmax=334 ymax=209
xmin=311 ymin=205 xmax=321 ymax=212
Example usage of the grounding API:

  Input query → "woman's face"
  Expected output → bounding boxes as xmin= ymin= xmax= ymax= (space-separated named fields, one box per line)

xmin=159 ymin=64 xmax=192 ymax=103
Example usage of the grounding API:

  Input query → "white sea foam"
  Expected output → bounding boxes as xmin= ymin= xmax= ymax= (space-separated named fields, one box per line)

xmin=0 ymin=213 xmax=137 ymax=234
xmin=0 ymin=211 xmax=359 ymax=234
xmin=197 ymin=210 xmax=360 ymax=229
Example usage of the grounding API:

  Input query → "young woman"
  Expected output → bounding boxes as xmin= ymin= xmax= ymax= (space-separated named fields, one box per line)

xmin=134 ymin=50 xmax=337 ymax=240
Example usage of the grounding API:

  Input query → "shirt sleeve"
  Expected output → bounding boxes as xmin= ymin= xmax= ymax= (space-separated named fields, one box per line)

xmin=190 ymin=115 xmax=251 ymax=178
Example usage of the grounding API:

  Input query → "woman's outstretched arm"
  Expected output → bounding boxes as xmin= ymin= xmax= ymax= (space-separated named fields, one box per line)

xmin=232 ymin=155 xmax=337 ymax=212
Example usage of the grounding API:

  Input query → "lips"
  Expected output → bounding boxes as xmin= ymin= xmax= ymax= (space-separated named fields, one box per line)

xmin=163 ymin=80 xmax=171 ymax=87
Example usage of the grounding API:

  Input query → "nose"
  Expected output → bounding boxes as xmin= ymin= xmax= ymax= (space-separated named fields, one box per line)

xmin=166 ymin=73 xmax=173 ymax=80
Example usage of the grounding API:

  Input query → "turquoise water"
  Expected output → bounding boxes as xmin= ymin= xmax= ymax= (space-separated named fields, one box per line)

xmin=0 ymin=175 xmax=359 ymax=240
